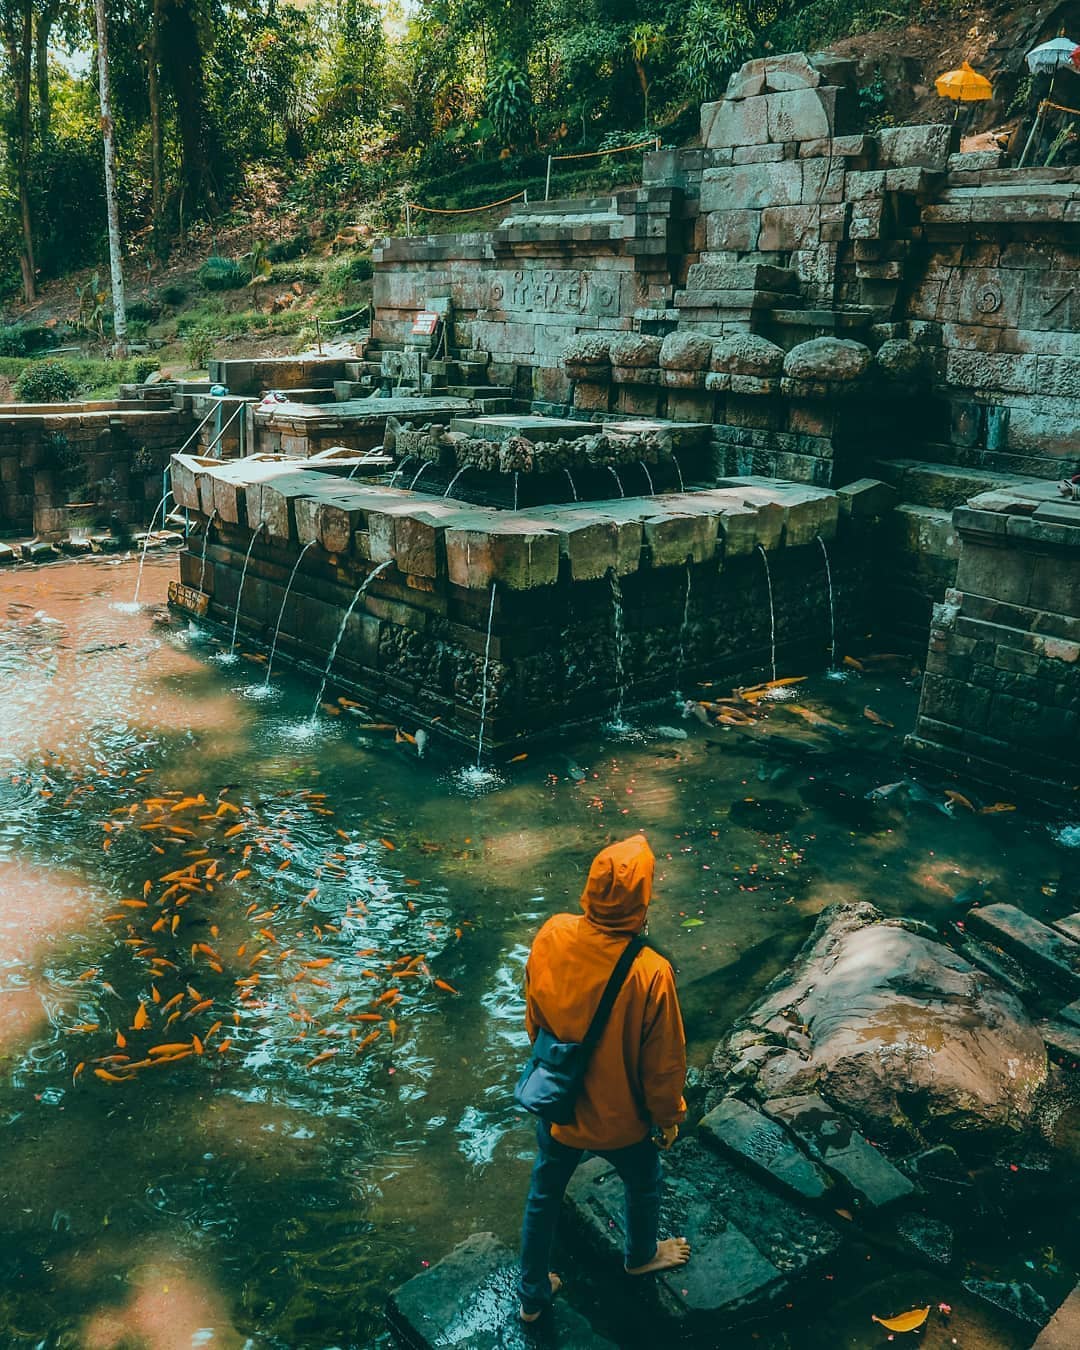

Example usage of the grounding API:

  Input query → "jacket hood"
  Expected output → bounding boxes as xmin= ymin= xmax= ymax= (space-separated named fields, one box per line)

xmin=580 ymin=834 xmax=654 ymax=933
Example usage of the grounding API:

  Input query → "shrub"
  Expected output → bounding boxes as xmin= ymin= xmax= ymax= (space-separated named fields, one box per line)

xmin=268 ymin=261 xmax=322 ymax=285
xmin=0 ymin=326 xmax=27 ymax=356
xmin=184 ymin=326 xmax=217 ymax=370
xmin=267 ymin=232 xmax=311 ymax=263
xmin=132 ymin=357 xmax=160 ymax=383
xmin=13 ymin=358 xmax=80 ymax=403
xmin=158 ymin=283 xmax=188 ymax=307
xmin=198 ymin=255 xmax=250 ymax=291
xmin=126 ymin=300 xmax=160 ymax=324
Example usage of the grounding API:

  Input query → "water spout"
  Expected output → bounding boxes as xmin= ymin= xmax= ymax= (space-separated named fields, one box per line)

xmin=474 ymin=581 xmax=498 ymax=769
xmin=757 ymin=543 xmax=777 ymax=684
xmin=639 ymin=461 xmax=655 ymax=495
xmin=310 ymin=559 xmax=394 ymax=721
xmin=563 ymin=469 xmax=579 ymax=502
xmin=131 ymin=489 xmax=173 ymax=606
xmin=817 ymin=534 xmax=838 ymax=671
xmin=444 ymin=467 xmax=469 ymax=499
xmin=672 ymin=457 xmax=685 ymax=492
xmin=265 ymin=540 xmax=317 ymax=686
xmin=607 ymin=466 xmax=625 ymax=499
xmin=198 ymin=509 xmax=218 ymax=594
xmin=388 ymin=456 xmax=415 ymax=489
xmin=227 ymin=523 xmax=266 ymax=659
xmin=408 ymin=461 xmax=432 ymax=491
xmin=513 ymin=472 xmax=519 ymax=511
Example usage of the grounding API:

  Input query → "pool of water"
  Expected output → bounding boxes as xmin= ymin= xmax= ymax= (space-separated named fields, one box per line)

xmin=0 ymin=553 xmax=1076 ymax=1348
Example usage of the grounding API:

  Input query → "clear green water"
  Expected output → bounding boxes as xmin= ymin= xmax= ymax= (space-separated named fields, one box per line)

xmin=0 ymin=553 xmax=1075 ymax=1348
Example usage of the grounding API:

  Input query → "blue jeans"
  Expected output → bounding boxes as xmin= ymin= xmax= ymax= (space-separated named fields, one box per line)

xmin=518 ymin=1120 xmax=662 ymax=1316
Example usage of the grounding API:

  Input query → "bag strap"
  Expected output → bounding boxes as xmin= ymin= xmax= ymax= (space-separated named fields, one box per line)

xmin=582 ymin=936 xmax=644 ymax=1053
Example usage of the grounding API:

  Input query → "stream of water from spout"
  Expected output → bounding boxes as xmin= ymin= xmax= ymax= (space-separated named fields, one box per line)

xmin=513 ymin=473 xmax=519 ymax=511
xmin=443 ymin=467 xmax=468 ymax=498
xmin=310 ymin=559 xmax=394 ymax=721
xmin=131 ymin=490 xmax=173 ymax=606
xmin=408 ymin=462 xmax=432 ymax=491
xmin=757 ymin=543 xmax=777 ymax=684
xmin=607 ymin=466 xmax=625 ymax=498
xmin=639 ymin=461 xmax=655 ymax=495
xmin=672 ymin=457 xmax=685 ymax=492
xmin=609 ymin=568 xmax=628 ymax=728
xmin=388 ymin=456 xmax=415 ymax=489
xmin=198 ymin=510 xmax=217 ymax=594
xmin=817 ymin=534 xmax=837 ymax=671
xmin=563 ymin=470 xmax=578 ymax=502
xmin=264 ymin=540 xmax=317 ymax=686
xmin=474 ymin=581 xmax=498 ymax=769
xmin=227 ymin=524 xmax=266 ymax=658
xmin=678 ymin=560 xmax=692 ymax=685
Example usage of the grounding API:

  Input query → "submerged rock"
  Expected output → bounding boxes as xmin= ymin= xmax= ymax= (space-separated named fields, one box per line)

xmin=712 ymin=902 xmax=1048 ymax=1149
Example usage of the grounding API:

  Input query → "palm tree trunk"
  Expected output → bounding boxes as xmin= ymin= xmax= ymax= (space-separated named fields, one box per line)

xmin=93 ymin=0 xmax=127 ymax=355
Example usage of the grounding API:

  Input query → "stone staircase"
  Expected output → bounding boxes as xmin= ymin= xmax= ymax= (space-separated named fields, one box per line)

xmin=332 ymin=340 xmax=517 ymax=413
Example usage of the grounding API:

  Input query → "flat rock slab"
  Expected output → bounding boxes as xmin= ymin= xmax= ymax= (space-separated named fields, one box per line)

xmin=387 ymin=1231 xmax=616 ymax=1349
xmin=1034 ymin=1282 xmax=1080 ymax=1348
xmin=762 ymin=1094 xmax=915 ymax=1210
xmin=564 ymin=1138 xmax=842 ymax=1329
xmin=450 ymin=415 xmax=599 ymax=443
xmin=699 ymin=1096 xmax=833 ymax=1202
xmin=1038 ymin=1019 xmax=1080 ymax=1063
xmin=966 ymin=903 xmax=1080 ymax=996
xmin=1052 ymin=912 xmax=1080 ymax=944
xmin=1059 ymin=1001 xmax=1080 ymax=1029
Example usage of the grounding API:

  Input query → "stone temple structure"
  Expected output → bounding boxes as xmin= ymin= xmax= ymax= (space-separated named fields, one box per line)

xmin=166 ymin=50 xmax=1080 ymax=798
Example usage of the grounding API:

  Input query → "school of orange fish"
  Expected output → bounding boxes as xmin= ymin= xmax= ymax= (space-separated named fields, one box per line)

xmin=11 ymin=755 xmax=462 ymax=1088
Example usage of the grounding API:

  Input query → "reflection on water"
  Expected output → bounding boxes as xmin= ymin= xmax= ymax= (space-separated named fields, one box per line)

xmin=0 ymin=555 xmax=1075 ymax=1347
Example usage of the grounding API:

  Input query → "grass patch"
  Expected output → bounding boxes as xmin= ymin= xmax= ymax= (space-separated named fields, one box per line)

xmin=0 ymin=355 xmax=160 ymax=401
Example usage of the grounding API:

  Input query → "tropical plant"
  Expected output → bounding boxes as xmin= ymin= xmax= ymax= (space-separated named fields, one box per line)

xmin=14 ymin=359 xmax=81 ymax=403
xmin=76 ymin=272 xmax=110 ymax=338
xmin=485 ymin=58 xmax=533 ymax=149
xmin=678 ymin=1 xmax=755 ymax=103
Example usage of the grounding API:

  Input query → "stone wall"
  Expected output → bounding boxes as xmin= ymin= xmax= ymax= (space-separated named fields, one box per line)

xmin=909 ymin=483 xmax=1080 ymax=802
xmin=0 ymin=403 xmax=193 ymax=536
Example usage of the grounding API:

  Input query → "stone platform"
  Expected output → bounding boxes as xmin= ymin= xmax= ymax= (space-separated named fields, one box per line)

xmin=170 ymin=452 xmax=860 ymax=751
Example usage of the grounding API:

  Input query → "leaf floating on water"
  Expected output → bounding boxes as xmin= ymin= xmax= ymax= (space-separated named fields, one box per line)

xmin=871 ymin=1307 xmax=930 ymax=1333
xmin=681 ymin=919 xmax=705 ymax=928
xmin=834 ymin=1208 xmax=853 ymax=1221
xmin=945 ymin=789 xmax=975 ymax=812
xmin=980 ymin=802 xmax=1016 ymax=814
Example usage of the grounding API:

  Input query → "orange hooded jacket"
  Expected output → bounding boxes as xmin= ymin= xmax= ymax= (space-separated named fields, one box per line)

xmin=524 ymin=834 xmax=687 ymax=1151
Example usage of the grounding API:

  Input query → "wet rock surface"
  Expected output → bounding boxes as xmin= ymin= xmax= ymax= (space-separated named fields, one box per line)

xmin=967 ymin=903 xmax=1080 ymax=996
xmin=699 ymin=1096 xmax=833 ymax=1202
xmin=387 ymin=1231 xmax=616 ymax=1348
xmin=562 ymin=1138 xmax=843 ymax=1330
xmin=711 ymin=902 xmax=1048 ymax=1147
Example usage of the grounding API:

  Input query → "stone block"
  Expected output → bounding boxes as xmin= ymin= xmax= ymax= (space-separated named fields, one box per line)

xmin=717 ymin=502 xmax=761 ymax=557
xmin=445 ymin=517 xmax=560 ymax=591
xmin=877 ymin=123 xmax=956 ymax=171
xmin=759 ymin=205 xmax=820 ymax=251
xmin=702 ymin=96 xmax=770 ymax=150
xmin=767 ymin=87 xmax=838 ymax=144
xmin=706 ymin=210 xmax=761 ymax=252
xmin=573 ymin=380 xmax=612 ymax=412
xmin=643 ymin=507 xmax=719 ymax=566
xmin=837 ymin=478 xmax=897 ymax=519
xmin=699 ymin=1097 xmax=834 ymax=1202
xmin=763 ymin=1095 xmax=915 ymax=1209
xmin=779 ymin=486 xmax=840 ymax=545
xmin=552 ymin=512 xmax=644 ymax=580
xmin=966 ymin=903 xmax=1080 ymax=995
xmin=257 ymin=472 xmax=320 ymax=543
xmin=701 ymin=160 xmax=807 ymax=212
xmin=387 ymin=1231 xmax=616 ymax=1349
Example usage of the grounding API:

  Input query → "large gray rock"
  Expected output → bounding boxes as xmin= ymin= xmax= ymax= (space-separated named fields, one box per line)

xmin=387 ymin=1231 xmax=617 ymax=1348
xmin=713 ymin=903 xmax=1048 ymax=1149
xmin=559 ymin=334 xmax=611 ymax=368
xmin=783 ymin=338 xmax=872 ymax=383
xmin=607 ymin=333 xmax=662 ymax=368
xmin=710 ymin=334 xmax=785 ymax=378
xmin=659 ymin=332 xmax=714 ymax=372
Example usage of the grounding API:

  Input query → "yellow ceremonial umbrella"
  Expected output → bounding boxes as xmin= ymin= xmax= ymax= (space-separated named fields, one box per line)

xmin=935 ymin=61 xmax=993 ymax=117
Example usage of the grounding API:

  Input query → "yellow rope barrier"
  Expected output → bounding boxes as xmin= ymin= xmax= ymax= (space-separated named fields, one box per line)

xmin=406 ymin=189 xmax=528 ymax=216
xmin=550 ymin=137 xmax=659 ymax=162
xmin=1043 ymin=98 xmax=1080 ymax=116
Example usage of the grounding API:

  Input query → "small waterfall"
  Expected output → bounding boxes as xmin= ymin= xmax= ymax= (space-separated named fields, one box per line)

xmin=228 ymin=524 xmax=266 ymax=657
xmin=444 ymin=467 xmax=468 ymax=498
xmin=131 ymin=489 xmax=173 ymax=605
xmin=513 ymin=472 xmax=519 ymax=511
xmin=563 ymin=469 xmax=579 ymax=502
xmin=265 ymin=540 xmax=317 ymax=685
xmin=757 ymin=543 xmax=777 ymax=684
xmin=639 ymin=461 xmax=655 ymax=495
xmin=816 ymin=534 xmax=838 ymax=670
xmin=474 ymin=581 xmax=498 ymax=769
xmin=606 ymin=466 xmax=625 ymax=498
xmin=677 ymin=560 xmax=692 ymax=684
xmin=408 ymin=461 xmax=432 ymax=490
xmin=388 ymin=456 xmax=415 ymax=489
xmin=310 ymin=559 xmax=393 ymax=720
xmin=198 ymin=509 xmax=217 ymax=594
xmin=609 ymin=569 xmax=628 ymax=728
xmin=672 ymin=457 xmax=685 ymax=492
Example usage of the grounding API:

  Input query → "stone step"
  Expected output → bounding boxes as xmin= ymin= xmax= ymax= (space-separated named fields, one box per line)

xmin=473 ymin=397 xmax=517 ymax=414
xmin=563 ymin=1138 xmax=844 ymax=1333
xmin=1035 ymin=1282 xmax=1080 ymax=1348
xmin=1052 ymin=912 xmax=1080 ymax=944
xmin=699 ymin=1096 xmax=834 ymax=1203
xmin=446 ymin=385 xmax=514 ymax=399
xmin=1038 ymin=1019 xmax=1080 ymax=1065
xmin=1059 ymin=1000 xmax=1080 ymax=1028
xmin=761 ymin=1095 xmax=915 ymax=1210
xmin=506 ymin=195 xmax=616 ymax=215
xmin=387 ymin=1231 xmax=617 ymax=1348
xmin=428 ymin=359 xmax=489 ymax=382
xmin=873 ymin=458 xmax=1039 ymax=510
xmin=965 ymin=904 xmax=1080 ymax=996
xmin=333 ymin=379 xmax=377 ymax=401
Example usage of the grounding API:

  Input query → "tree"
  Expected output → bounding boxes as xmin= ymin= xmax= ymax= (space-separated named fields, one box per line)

xmin=0 ymin=0 xmax=38 ymax=299
xmin=93 ymin=0 xmax=126 ymax=353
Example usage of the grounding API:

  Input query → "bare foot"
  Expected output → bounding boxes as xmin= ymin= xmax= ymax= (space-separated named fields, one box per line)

xmin=625 ymin=1237 xmax=691 ymax=1275
xmin=519 ymin=1273 xmax=562 ymax=1323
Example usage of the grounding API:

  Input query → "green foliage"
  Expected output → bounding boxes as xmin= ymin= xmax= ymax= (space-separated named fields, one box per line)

xmin=184 ymin=326 xmax=218 ymax=370
xmin=126 ymin=300 xmax=161 ymax=324
xmin=267 ymin=232 xmax=311 ymax=263
xmin=485 ymin=59 xmax=533 ymax=148
xmin=131 ymin=358 xmax=160 ymax=382
xmin=13 ymin=359 xmax=81 ymax=403
xmin=159 ymin=284 xmax=189 ymax=308
xmin=858 ymin=72 xmax=894 ymax=130
xmin=198 ymin=256 xmax=251 ymax=291
xmin=678 ymin=2 xmax=754 ymax=103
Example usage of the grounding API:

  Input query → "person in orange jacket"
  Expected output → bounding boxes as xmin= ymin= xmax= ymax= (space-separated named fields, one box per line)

xmin=518 ymin=833 xmax=690 ymax=1323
